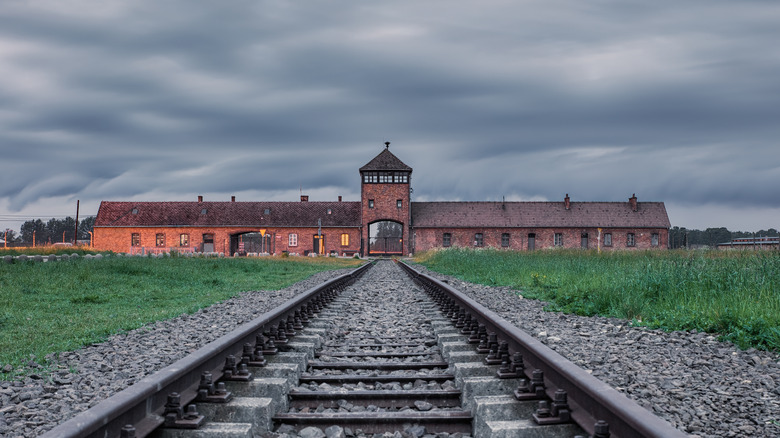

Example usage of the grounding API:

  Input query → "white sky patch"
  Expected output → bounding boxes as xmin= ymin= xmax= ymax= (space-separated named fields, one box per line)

xmin=127 ymin=110 xmax=204 ymax=132
xmin=354 ymin=25 xmax=428 ymax=41
xmin=0 ymin=40 xmax=60 ymax=99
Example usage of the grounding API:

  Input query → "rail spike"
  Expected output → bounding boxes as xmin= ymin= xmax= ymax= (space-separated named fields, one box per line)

xmin=514 ymin=369 xmax=546 ymax=400
xmin=162 ymin=392 xmax=205 ymax=429
xmin=533 ymin=389 xmax=571 ymax=425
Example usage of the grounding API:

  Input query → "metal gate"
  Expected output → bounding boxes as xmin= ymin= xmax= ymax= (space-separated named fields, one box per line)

xmin=369 ymin=221 xmax=403 ymax=256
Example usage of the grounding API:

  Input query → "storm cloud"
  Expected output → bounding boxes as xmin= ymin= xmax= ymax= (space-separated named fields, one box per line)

xmin=2 ymin=0 xmax=779 ymax=232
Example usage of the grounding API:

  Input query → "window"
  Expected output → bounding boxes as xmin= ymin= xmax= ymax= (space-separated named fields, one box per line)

xmin=131 ymin=208 xmax=138 ymax=215
xmin=501 ymin=233 xmax=510 ymax=247
xmin=131 ymin=233 xmax=140 ymax=247
xmin=179 ymin=234 xmax=189 ymax=246
xmin=201 ymin=208 xmax=207 ymax=215
xmin=652 ymin=233 xmax=659 ymax=247
xmin=264 ymin=208 xmax=271 ymax=215
xmin=604 ymin=233 xmax=612 ymax=247
xmin=554 ymin=233 xmax=563 ymax=247
xmin=362 ymin=171 xmax=408 ymax=184
xmin=443 ymin=233 xmax=452 ymax=247
xmin=288 ymin=233 xmax=298 ymax=247
xmin=397 ymin=200 xmax=402 ymax=209
xmin=341 ymin=233 xmax=349 ymax=246
xmin=474 ymin=233 xmax=484 ymax=247
xmin=327 ymin=209 xmax=332 ymax=215
xmin=156 ymin=233 xmax=165 ymax=247
xmin=627 ymin=233 xmax=636 ymax=247
xmin=368 ymin=199 xmax=375 ymax=208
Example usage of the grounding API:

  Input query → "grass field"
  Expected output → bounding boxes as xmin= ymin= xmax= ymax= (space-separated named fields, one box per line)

xmin=415 ymin=248 xmax=780 ymax=351
xmin=0 ymin=255 xmax=361 ymax=378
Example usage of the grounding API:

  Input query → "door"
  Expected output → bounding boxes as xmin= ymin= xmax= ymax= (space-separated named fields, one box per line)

xmin=203 ymin=233 xmax=215 ymax=252
xmin=313 ymin=235 xmax=325 ymax=255
xmin=581 ymin=233 xmax=588 ymax=249
xmin=528 ymin=233 xmax=535 ymax=251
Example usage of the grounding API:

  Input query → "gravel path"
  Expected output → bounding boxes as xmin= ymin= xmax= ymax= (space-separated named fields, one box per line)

xmin=0 ymin=268 xmax=352 ymax=438
xmin=413 ymin=264 xmax=780 ymax=438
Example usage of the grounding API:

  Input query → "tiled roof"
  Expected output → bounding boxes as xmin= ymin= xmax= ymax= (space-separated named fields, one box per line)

xmin=95 ymin=201 xmax=361 ymax=228
xmin=411 ymin=201 xmax=671 ymax=228
xmin=359 ymin=148 xmax=413 ymax=172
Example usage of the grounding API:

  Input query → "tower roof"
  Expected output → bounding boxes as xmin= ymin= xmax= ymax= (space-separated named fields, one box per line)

xmin=359 ymin=147 xmax=412 ymax=172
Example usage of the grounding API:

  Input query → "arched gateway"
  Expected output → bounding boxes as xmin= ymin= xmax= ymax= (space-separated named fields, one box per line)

xmin=360 ymin=143 xmax=412 ymax=256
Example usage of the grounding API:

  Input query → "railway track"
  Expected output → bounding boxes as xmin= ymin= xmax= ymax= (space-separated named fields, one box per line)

xmin=42 ymin=260 xmax=687 ymax=438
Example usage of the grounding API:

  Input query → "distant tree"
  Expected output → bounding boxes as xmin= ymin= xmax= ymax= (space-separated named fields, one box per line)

xmin=20 ymin=219 xmax=46 ymax=245
xmin=78 ymin=216 xmax=96 ymax=240
xmin=2 ymin=229 xmax=17 ymax=243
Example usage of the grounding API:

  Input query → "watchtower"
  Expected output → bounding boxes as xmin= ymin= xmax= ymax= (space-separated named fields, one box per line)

xmin=359 ymin=142 xmax=412 ymax=256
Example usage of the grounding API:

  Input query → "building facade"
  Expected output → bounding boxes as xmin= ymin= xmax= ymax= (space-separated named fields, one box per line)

xmin=94 ymin=145 xmax=671 ymax=255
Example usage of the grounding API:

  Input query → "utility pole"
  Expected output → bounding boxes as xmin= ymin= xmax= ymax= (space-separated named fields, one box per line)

xmin=74 ymin=200 xmax=80 ymax=245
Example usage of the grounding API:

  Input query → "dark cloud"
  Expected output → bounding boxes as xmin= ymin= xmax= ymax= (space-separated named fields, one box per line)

xmin=2 ymin=0 xmax=780 ymax=231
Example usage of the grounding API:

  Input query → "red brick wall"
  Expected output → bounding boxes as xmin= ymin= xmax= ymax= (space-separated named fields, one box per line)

xmin=361 ymin=181 xmax=411 ymax=255
xmin=413 ymin=227 xmax=668 ymax=252
xmin=94 ymin=226 xmax=361 ymax=256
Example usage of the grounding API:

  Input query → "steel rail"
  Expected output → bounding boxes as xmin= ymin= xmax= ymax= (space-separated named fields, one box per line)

xmin=41 ymin=261 xmax=372 ymax=438
xmin=398 ymin=261 xmax=687 ymax=438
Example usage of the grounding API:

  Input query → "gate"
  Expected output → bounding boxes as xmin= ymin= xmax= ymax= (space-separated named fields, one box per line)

xmin=369 ymin=221 xmax=403 ymax=256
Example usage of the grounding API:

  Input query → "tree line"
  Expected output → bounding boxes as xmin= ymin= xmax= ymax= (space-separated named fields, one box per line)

xmin=669 ymin=226 xmax=779 ymax=249
xmin=3 ymin=216 xmax=96 ymax=246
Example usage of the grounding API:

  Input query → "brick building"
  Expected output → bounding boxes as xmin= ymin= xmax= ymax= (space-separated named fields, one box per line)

xmin=94 ymin=145 xmax=670 ymax=255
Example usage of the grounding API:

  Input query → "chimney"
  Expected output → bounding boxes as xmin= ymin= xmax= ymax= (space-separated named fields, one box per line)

xmin=629 ymin=193 xmax=637 ymax=212
xmin=564 ymin=194 xmax=570 ymax=210
xmin=231 ymin=196 xmax=235 ymax=202
xmin=301 ymin=195 xmax=309 ymax=202
xmin=198 ymin=195 xmax=203 ymax=203
xmin=338 ymin=196 xmax=342 ymax=202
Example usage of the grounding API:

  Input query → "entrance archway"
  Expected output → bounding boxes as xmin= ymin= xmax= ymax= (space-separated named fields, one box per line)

xmin=230 ymin=232 xmax=272 ymax=255
xmin=368 ymin=220 xmax=403 ymax=256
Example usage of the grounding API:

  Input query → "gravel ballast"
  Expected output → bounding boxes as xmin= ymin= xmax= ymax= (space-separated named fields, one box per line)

xmin=1 ymin=261 xmax=778 ymax=437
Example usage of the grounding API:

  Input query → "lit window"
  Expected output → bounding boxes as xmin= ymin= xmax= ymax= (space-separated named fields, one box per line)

xmin=341 ymin=233 xmax=349 ymax=246
xmin=156 ymin=233 xmax=165 ymax=247
xmin=397 ymin=200 xmax=402 ymax=209
xmin=554 ymin=233 xmax=563 ymax=247
xmin=627 ymin=233 xmax=636 ymax=247
xmin=327 ymin=209 xmax=332 ymax=215
xmin=131 ymin=233 xmax=140 ymax=246
xmin=368 ymin=199 xmax=374 ymax=208
xmin=288 ymin=233 xmax=298 ymax=247
xmin=180 ymin=234 xmax=189 ymax=246
xmin=443 ymin=233 xmax=451 ymax=247
xmin=652 ymin=233 xmax=659 ymax=247
xmin=474 ymin=233 xmax=483 ymax=247
xmin=501 ymin=233 xmax=510 ymax=247
xmin=604 ymin=233 xmax=612 ymax=247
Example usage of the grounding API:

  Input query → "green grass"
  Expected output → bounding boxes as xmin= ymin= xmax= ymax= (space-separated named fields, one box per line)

xmin=415 ymin=248 xmax=780 ymax=351
xmin=0 ymin=255 xmax=361 ymax=378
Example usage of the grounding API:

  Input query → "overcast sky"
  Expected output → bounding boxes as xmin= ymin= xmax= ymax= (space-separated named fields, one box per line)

xmin=2 ymin=0 xmax=780 ymax=235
